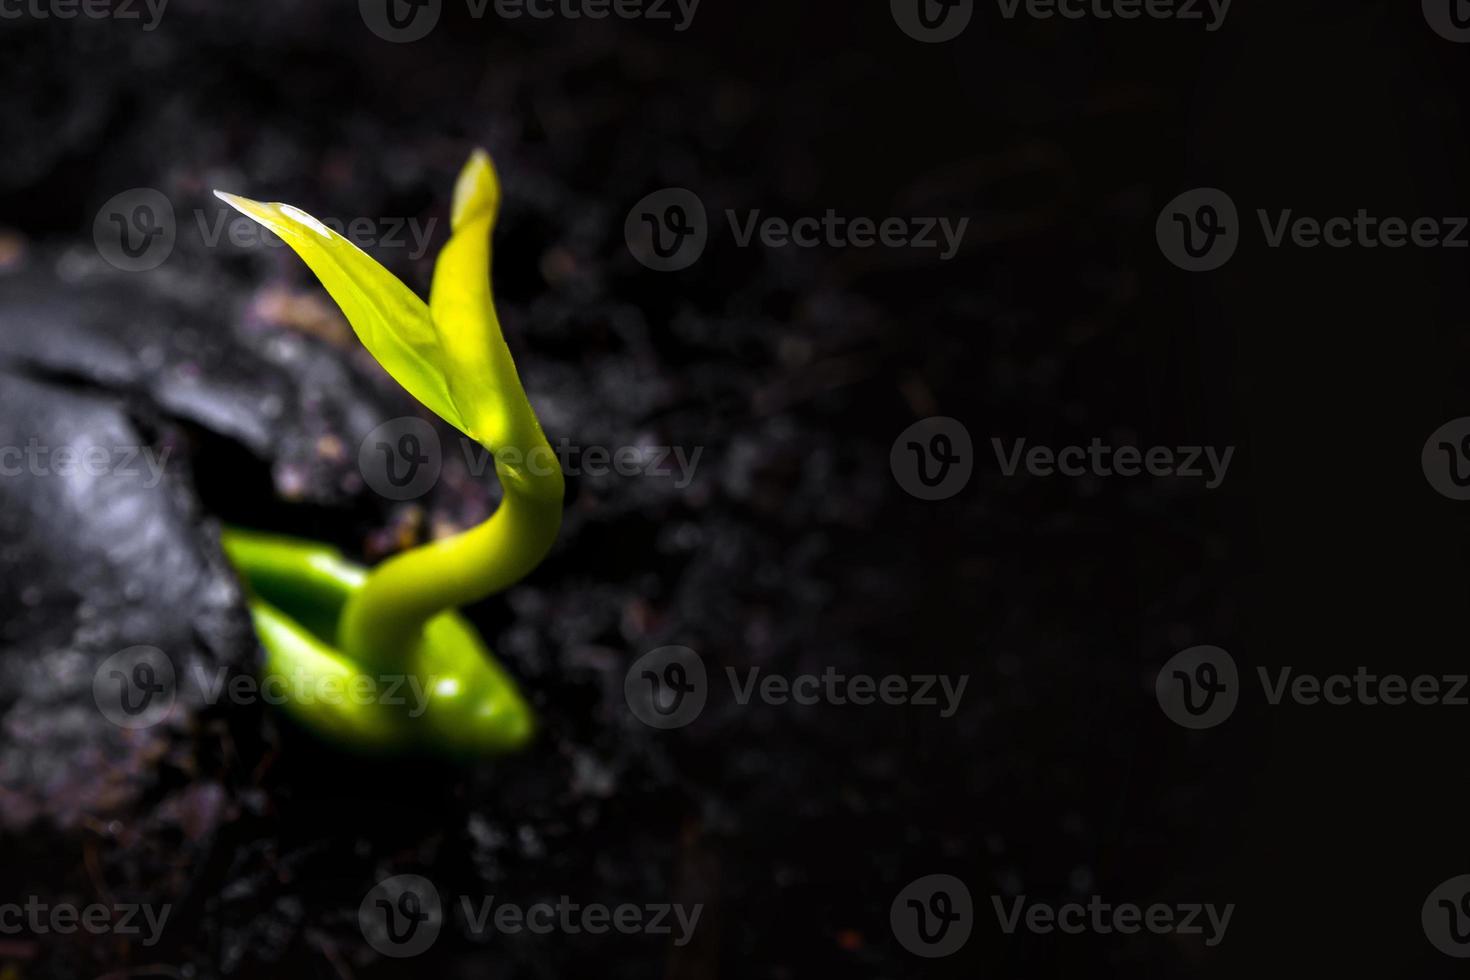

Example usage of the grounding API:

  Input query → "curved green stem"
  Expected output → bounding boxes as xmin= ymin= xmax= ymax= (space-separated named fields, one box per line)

xmin=338 ymin=452 xmax=563 ymax=669
xmin=334 ymin=150 xmax=565 ymax=669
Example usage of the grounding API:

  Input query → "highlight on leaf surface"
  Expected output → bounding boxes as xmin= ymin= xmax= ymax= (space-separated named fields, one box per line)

xmin=214 ymin=149 xmax=562 ymax=756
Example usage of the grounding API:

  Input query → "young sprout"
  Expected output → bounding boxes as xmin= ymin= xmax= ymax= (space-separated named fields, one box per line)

xmin=215 ymin=150 xmax=562 ymax=755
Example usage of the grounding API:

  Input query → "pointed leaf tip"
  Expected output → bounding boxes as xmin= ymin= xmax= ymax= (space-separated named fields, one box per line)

xmin=451 ymin=149 xmax=500 ymax=231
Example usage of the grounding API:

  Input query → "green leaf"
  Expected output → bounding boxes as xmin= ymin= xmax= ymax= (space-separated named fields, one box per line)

xmin=215 ymin=150 xmax=545 ymax=456
xmin=428 ymin=150 xmax=546 ymax=454
xmin=215 ymin=190 xmax=468 ymax=435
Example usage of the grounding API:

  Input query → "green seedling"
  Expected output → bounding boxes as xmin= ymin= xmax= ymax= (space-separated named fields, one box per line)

xmin=215 ymin=150 xmax=561 ymax=756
